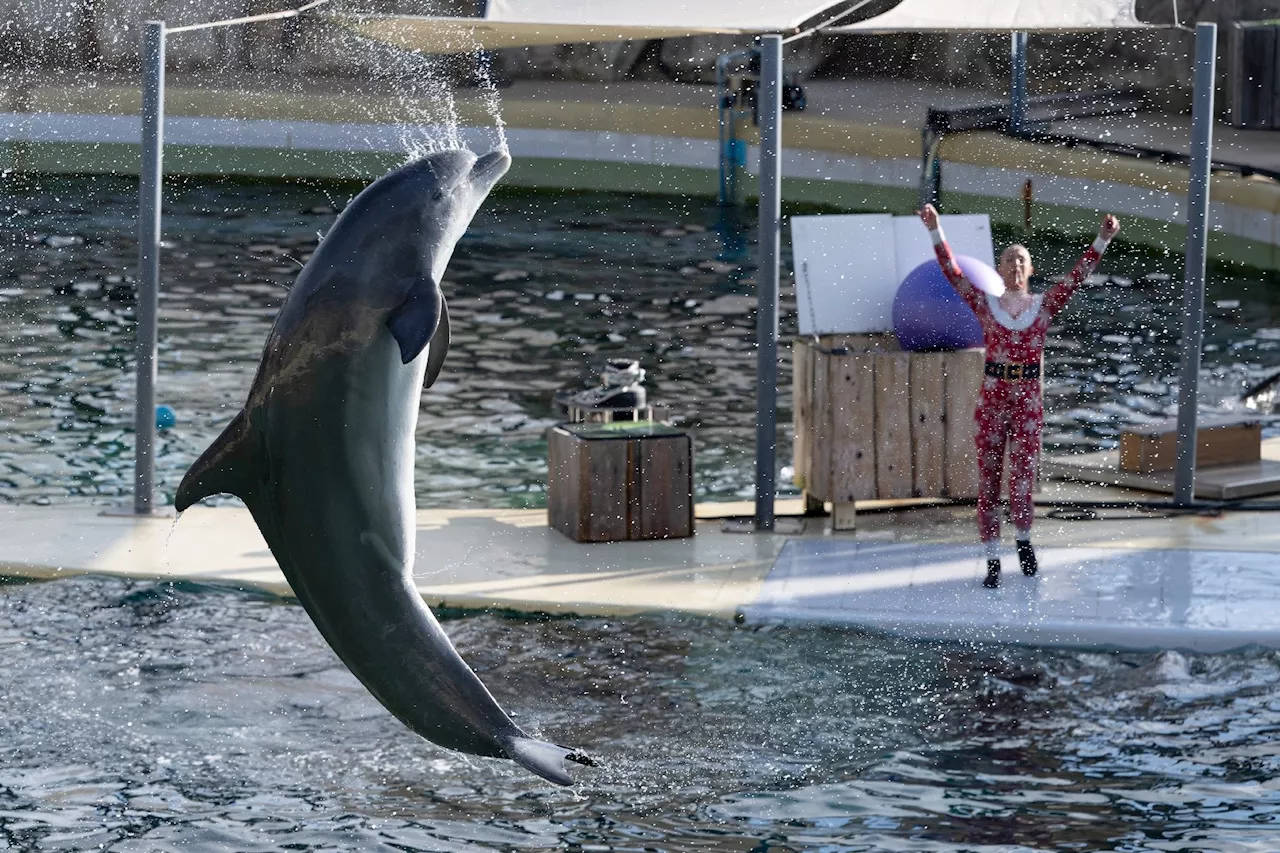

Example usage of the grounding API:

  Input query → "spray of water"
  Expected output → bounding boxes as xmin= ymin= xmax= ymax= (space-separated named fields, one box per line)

xmin=334 ymin=19 xmax=508 ymax=165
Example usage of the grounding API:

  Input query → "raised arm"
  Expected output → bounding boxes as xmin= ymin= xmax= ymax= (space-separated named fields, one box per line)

xmin=918 ymin=204 xmax=984 ymax=315
xmin=1041 ymin=214 xmax=1122 ymax=318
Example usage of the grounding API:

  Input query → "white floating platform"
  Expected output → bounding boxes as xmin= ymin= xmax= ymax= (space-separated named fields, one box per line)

xmin=740 ymin=540 xmax=1280 ymax=653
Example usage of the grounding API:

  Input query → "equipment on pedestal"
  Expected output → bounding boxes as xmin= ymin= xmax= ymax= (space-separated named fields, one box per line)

xmin=556 ymin=358 xmax=652 ymax=423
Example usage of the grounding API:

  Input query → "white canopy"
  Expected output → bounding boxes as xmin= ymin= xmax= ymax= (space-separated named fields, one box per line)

xmin=828 ymin=0 xmax=1148 ymax=32
xmin=328 ymin=0 xmax=851 ymax=52
xmin=484 ymin=0 xmax=846 ymax=31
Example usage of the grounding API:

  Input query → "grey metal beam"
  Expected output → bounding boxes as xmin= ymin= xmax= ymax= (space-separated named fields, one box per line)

xmin=754 ymin=34 xmax=782 ymax=532
xmin=1173 ymin=22 xmax=1217 ymax=505
xmin=1010 ymin=31 xmax=1028 ymax=135
xmin=134 ymin=20 xmax=165 ymax=515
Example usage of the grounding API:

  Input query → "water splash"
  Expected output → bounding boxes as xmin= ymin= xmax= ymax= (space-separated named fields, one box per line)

xmin=334 ymin=20 xmax=508 ymax=164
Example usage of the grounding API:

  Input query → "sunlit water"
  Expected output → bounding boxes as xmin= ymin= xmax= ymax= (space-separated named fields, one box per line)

xmin=1 ymin=575 xmax=1279 ymax=851
xmin=2 ymin=174 xmax=1279 ymax=508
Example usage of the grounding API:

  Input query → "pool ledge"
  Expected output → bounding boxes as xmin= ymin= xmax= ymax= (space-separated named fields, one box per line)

xmin=6 ymin=76 xmax=1280 ymax=270
xmin=3 ymin=483 xmax=1280 ymax=652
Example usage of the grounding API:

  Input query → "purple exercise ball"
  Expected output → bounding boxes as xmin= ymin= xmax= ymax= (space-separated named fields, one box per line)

xmin=892 ymin=255 xmax=1001 ymax=352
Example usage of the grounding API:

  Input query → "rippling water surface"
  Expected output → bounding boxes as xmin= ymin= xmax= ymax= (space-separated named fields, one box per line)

xmin=1 ymin=575 xmax=1279 ymax=851
xmin=2 ymin=173 xmax=1279 ymax=507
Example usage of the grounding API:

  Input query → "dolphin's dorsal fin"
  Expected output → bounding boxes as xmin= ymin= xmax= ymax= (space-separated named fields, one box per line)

xmin=386 ymin=276 xmax=442 ymax=365
xmin=424 ymin=298 xmax=450 ymax=389
xmin=175 ymin=411 xmax=255 ymax=511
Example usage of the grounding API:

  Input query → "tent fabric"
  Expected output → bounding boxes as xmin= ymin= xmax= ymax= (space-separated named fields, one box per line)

xmin=328 ymin=0 xmax=851 ymax=52
xmin=484 ymin=0 xmax=849 ymax=31
xmin=828 ymin=0 xmax=1148 ymax=32
xmin=327 ymin=15 xmax=743 ymax=52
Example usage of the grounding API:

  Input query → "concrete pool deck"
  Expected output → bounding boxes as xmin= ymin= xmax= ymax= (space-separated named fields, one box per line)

xmin=3 ymin=473 xmax=1280 ymax=653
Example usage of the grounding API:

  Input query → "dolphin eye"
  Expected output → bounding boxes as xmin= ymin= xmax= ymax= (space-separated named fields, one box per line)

xmin=432 ymin=190 xmax=444 ymax=201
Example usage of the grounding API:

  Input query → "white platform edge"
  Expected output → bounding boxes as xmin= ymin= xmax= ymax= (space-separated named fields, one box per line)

xmin=737 ymin=605 xmax=1280 ymax=654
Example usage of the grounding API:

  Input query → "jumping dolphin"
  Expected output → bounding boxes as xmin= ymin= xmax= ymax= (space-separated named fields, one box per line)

xmin=174 ymin=149 xmax=591 ymax=786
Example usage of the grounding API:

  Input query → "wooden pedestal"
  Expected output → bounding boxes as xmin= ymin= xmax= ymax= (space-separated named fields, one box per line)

xmin=1119 ymin=416 xmax=1262 ymax=473
xmin=792 ymin=335 xmax=990 ymax=530
xmin=547 ymin=423 xmax=694 ymax=543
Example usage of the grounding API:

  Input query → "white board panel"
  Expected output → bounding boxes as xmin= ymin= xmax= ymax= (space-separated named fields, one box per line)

xmin=892 ymin=214 xmax=996 ymax=281
xmin=791 ymin=214 xmax=897 ymax=336
xmin=791 ymin=213 xmax=996 ymax=336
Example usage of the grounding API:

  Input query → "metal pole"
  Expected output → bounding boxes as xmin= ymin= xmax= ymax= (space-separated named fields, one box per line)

xmin=135 ymin=20 xmax=164 ymax=515
xmin=717 ymin=52 xmax=730 ymax=206
xmin=754 ymin=34 xmax=782 ymax=532
xmin=1010 ymin=31 xmax=1028 ymax=135
xmin=1173 ymin=22 xmax=1217 ymax=505
xmin=474 ymin=0 xmax=491 ymax=86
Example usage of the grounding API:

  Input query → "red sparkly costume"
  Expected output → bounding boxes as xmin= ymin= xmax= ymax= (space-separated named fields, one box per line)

xmin=929 ymin=226 xmax=1112 ymax=547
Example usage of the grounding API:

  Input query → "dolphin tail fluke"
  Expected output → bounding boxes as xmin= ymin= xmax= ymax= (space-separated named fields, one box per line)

xmin=176 ymin=411 xmax=255 ymax=511
xmin=503 ymin=735 xmax=597 ymax=787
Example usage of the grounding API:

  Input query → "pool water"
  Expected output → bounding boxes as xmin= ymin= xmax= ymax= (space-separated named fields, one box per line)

xmin=1 ymin=173 xmax=1279 ymax=508
xmin=1 ymin=575 xmax=1278 ymax=851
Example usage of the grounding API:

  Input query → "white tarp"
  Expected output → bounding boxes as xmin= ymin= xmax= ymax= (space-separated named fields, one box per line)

xmin=486 ymin=0 xmax=848 ymax=31
xmin=330 ymin=0 xmax=849 ymax=52
xmin=328 ymin=16 xmax=737 ymax=52
xmin=828 ymin=0 xmax=1147 ymax=32
xmin=791 ymin=213 xmax=994 ymax=336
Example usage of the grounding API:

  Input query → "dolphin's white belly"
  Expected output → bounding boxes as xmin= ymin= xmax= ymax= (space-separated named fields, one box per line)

xmin=338 ymin=331 xmax=429 ymax=574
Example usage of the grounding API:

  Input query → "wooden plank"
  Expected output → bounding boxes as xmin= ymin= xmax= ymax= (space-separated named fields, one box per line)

xmin=943 ymin=349 xmax=985 ymax=499
xmin=909 ymin=352 xmax=946 ymax=498
xmin=810 ymin=348 xmax=833 ymax=502
xmin=626 ymin=438 xmax=643 ymax=541
xmin=874 ymin=352 xmax=913 ymax=500
xmin=638 ymin=435 xmax=694 ymax=539
xmin=581 ymin=438 xmax=629 ymax=542
xmin=818 ymin=333 xmax=900 ymax=353
xmin=829 ymin=353 xmax=877 ymax=520
xmin=832 ymin=501 xmax=858 ymax=532
xmin=546 ymin=427 xmax=577 ymax=540
xmin=792 ymin=340 xmax=812 ymax=494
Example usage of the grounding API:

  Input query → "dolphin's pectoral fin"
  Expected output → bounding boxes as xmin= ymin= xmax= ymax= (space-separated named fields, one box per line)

xmin=175 ymin=410 xmax=256 ymax=511
xmin=423 ymin=299 xmax=450 ymax=389
xmin=502 ymin=735 xmax=596 ymax=787
xmin=386 ymin=276 xmax=442 ymax=365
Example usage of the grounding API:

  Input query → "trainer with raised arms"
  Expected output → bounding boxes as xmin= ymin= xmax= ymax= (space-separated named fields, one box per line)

xmin=917 ymin=203 xmax=1121 ymax=589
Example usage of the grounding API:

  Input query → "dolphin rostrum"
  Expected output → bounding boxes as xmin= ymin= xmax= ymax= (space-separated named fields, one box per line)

xmin=175 ymin=149 xmax=592 ymax=786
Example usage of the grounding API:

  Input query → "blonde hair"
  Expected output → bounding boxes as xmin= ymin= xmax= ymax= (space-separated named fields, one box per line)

xmin=1000 ymin=244 xmax=1031 ymax=263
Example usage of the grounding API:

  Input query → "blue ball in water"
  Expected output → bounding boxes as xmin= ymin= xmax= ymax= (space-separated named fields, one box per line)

xmin=155 ymin=404 xmax=177 ymax=431
xmin=892 ymin=256 xmax=1000 ymax=352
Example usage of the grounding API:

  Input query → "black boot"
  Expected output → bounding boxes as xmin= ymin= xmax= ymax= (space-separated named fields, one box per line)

xmin=983 ymin=558 xmax=1001 ymax=588
xmin=1016 ymin=540 xmax=1038 ymax=577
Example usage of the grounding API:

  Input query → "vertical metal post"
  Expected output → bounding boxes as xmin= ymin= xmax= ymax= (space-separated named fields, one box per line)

xmin=754 ymin=34 xmax=782 ymax=532
xmin=1009 ymin=31 xmax=1028 ymax=135
xmin=717 ymin=52 xmax=731 ymax=206
xmin=135 ymin=20 xmax=165 ymax=515
xmin=473 ymin=0 xmax=491 ymax=85
xmin=1173 ymin=22 xmax=1217 ymax=505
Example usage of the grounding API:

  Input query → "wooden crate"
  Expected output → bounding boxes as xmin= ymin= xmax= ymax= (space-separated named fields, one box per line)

xmin=547 ymin=423 xmax=694 ymax=542
xmin=1119 ymin=416 xmax=1262 ymax=474
xmin=792 ymin=336 xmax=987 ymax=529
